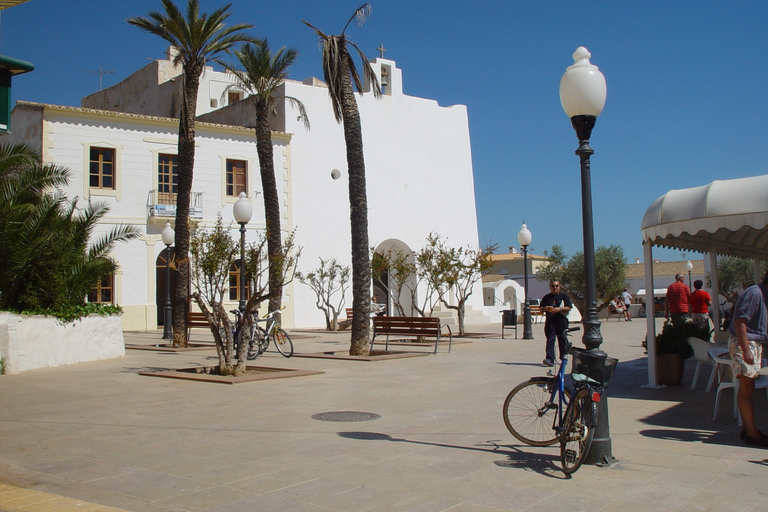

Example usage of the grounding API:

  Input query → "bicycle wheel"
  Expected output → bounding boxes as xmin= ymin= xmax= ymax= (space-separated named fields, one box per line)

xmin=503 ymin=379 xmax=570 ymax=447
xmin=272 ymin=328 xmax=294 ymax=357
xmin=560 ymin=387 xmax=596 ymax=475
xmin=248 ymin=326 xmax=269 ymax=359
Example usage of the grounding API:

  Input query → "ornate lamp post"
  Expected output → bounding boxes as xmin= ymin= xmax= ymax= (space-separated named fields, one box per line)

xmin=233 ymin=192 xmax=253 ymax=313
xmin=518 ymin=223 xmax=533 ymax=340
xmin=560 ymin=46 xmax=611 ymax=465
xmin=686 ymin=260 xmax=693 ymax=289
xmin=161 ymin=222 xmax=175 ymax=339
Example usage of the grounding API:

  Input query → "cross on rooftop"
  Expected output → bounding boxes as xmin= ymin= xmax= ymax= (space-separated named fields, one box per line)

xmin=377 ymin=44 xmax=386 ymax=58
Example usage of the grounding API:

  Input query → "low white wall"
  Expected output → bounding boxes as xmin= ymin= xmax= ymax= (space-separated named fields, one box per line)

xmin=0 ymin=312 xmax=125 ymax=374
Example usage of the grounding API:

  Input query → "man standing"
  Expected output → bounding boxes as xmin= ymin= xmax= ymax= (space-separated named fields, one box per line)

xmin=664 ymin=273 xmax=691 ymax=320
xmin=728 ymin=271 xmax=768 ymax=447
xmin=690 ymin=280 xmax=712 ymax=328
xmin=622 ymin=288 xmax=633 ymax=321
xmin=540 ymin=279 xmax=572 ymax=367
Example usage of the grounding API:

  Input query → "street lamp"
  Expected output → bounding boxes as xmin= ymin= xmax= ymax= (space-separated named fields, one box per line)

xmin=686 ymin=260 xmax=693 ymax=289
xmin=518 ymin=223 xmax=533 ymax=340
xmin=161 ymin=222 xmax=175 ymax=339
xmin=560 ymin=46 xmax=611 ymax=465
xmin=233 ymin=192 xmax=253 ymax=313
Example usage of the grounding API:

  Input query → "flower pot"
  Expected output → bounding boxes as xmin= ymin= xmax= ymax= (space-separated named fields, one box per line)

xmin=656 ymin=353 xmax=684 ymax=385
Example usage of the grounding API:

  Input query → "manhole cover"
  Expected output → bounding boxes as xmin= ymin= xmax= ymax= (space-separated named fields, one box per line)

xmin=312 ymin=411 xmax=381 ymax=422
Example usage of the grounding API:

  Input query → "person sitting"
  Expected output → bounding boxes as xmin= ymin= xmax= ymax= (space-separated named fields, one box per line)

xmin=609 ymin=297 xmax=625 ymax=316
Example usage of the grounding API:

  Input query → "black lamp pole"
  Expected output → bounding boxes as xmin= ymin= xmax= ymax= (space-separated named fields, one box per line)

xmin=518 ymin=223 xmax=533 ymax=340
xmin=161 ymin=222 xmax=174 ymax=340
xmin=239 ymin=222 xmax=247 ymax=313
xmin=162 ymin=242 xmax=173 ymax=339
xmin=233 ymin=192 xmax=253 ymax=314
xmin=522 ymin=244 xmax=533 ymax=340
xmin=560 ymin=47 xmax=611 ymax=467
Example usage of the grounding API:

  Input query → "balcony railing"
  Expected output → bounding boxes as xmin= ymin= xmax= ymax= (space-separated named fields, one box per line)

xmin=147 ymin=190 xmax=204 ymax=219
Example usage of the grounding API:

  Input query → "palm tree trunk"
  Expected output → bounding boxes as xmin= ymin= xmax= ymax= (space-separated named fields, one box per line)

xmin=339 ymin=53 xmax=371 ymax=356
xmin=171 ymin=69 xmax=201 ymax=348
xmin=255 ymin=101 xmax=283 ymax=315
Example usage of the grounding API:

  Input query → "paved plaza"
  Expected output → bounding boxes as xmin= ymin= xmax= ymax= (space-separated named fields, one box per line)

xmin=2 ymin=318 xmax=768 ymax=512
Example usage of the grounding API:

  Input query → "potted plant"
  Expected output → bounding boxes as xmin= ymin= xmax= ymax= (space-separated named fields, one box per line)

xmin=653 ymin=317 xmax=711 ymax=385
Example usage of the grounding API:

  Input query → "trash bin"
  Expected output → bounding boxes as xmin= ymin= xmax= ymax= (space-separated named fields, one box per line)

xmin=501 ymin=309 xmax=517 ymax=339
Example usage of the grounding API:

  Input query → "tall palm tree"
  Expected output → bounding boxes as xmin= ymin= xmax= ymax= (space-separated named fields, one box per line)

xmin=304 ymin=4 xmax=382 ymax=356
xmin=221 ymin=41 xmax=309 ymax=315
xmin=128 ymin=0 xmax=255 ymax=347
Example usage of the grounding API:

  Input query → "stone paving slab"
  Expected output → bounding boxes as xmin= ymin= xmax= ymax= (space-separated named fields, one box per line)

xmin=2 ymin=319 xmax=768 ymax=511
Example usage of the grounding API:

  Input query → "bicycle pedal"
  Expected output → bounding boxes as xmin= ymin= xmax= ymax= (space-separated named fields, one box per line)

xmin=564 ymin=449 xmax=577 ymax=463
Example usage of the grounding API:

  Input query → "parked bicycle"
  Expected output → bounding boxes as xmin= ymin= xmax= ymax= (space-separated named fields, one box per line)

xmin=502 ymin=327 xmax=618 ymax=474
xmin=229 ymin=308 xmax=294 ymax=359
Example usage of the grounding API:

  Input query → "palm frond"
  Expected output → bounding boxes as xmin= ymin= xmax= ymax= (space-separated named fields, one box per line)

xmin=342 ymin=4 xmax=372 ymax=35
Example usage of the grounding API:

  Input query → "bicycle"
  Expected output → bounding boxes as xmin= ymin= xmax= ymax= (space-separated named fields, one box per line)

xmin=249 ymin=309 xmax=294 ymax=358
xmin=502 ymin=327 xmax=618 ymax=474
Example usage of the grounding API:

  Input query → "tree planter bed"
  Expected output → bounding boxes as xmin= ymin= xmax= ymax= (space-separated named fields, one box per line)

xmin=139 ymin=366 xmax=324 ymax=384
xmin=293 ymin=350 xmax=431 ymax=361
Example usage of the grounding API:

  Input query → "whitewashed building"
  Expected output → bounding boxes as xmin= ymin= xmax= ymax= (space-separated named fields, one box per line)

xmin=7 ymin=49 xmax=485 ymax=330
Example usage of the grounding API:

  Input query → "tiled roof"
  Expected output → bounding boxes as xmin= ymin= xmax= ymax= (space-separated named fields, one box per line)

xmin=625 ymin=260 xmax=705 ymax=279
xmin=488 ymin=252 xmax=548 ymax=262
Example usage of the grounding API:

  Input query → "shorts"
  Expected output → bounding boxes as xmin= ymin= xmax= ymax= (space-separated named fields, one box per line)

xmin=727 ymin=335 xmax=763 ymax=379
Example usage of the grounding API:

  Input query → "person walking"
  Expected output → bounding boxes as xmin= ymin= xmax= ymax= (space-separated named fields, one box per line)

xmin=690 ymin=280 xmax=712 ymax=329
xmin=622 ymin=288 xmax=633 ymax=321
xmin=728 ymin=271 xmax=768 ymax=447
xmin=540 ymin=280 xmax=572 ymax=367
xmin=664 ymin=273 xmax=691 ymax=321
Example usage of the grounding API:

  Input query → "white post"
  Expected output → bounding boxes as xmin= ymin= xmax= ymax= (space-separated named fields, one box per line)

xmin=643 ymin=240 xmax=660 ymax=388
xmin=709 ymin=248 xmax=720 ymax=332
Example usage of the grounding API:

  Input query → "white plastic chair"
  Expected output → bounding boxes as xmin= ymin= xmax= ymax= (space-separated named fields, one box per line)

xmin=687 ymin=337 xmax=716 ymax=390
xmin=710 ymin=348 xmax=768 ymax=425
xmin=706 ymin=346 xmax=730 ymax=392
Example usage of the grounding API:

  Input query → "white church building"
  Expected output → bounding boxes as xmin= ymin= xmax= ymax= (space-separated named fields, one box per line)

xmin=6 ymin=48 xmax=487 ymax=330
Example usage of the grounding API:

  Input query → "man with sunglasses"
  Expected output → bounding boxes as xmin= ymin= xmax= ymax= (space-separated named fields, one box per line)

xmin=540 ymin=280 xmax=573 ymax=367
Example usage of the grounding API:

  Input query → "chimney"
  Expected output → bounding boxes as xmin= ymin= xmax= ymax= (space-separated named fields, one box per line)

xmin=509 ymin=246 xmax=518 ymax=254
xmin=635 ymin=258 xmax=640 ymax=264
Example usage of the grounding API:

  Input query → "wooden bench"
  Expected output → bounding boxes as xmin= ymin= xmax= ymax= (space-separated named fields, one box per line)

xmin=186 ymin=311 xmax=210 ymax=341
xmin=371 ymin=316 xmax=452 ymax=354
xmin=528 ymin=305 xmax=545 ymax=323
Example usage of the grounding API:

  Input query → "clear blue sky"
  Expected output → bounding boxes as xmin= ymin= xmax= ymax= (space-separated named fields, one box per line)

xmin=1 ymin=1 xmax=766 ymax=263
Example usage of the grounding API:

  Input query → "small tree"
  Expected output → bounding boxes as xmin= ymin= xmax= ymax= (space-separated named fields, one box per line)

xmin=713 ymin=256 xmax=768 ymax=304
xmin=435 ymin=242 xmax=496 ymax=336
xmin=297 ymin=258 xmax=350 ymax=331
xmin=411 ymin=234 xmax=451 ymax=318
xmin=537 ymin=244 xmax=626 ymax=313
xmin=189 ymin=216 xmax=299 ymax=375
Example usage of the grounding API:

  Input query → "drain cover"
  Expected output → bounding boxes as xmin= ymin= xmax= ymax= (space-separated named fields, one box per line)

xmin=312 ymin=411 xmax=381 ymax=422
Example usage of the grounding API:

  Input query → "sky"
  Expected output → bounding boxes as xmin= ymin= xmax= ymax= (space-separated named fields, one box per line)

xmin=0 ymin=0 xmax=766 ymax=263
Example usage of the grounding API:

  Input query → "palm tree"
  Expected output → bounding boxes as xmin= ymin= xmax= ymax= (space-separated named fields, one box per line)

xmin=0 ymin=143 xmax=139 ymax=311
xmin=128 ymin=0 xmax=255 ymax=347
xmin=304 ymin=4 xmax=382 ymax=356
xmin=221 ymin=41 xmax=309 ymax=315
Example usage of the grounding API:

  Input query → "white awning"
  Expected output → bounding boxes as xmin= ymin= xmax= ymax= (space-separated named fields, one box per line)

xmin=641 ymin=174 xmax=768 ymax=258
xmin=636 ymin=289 xmax=667 ymax=297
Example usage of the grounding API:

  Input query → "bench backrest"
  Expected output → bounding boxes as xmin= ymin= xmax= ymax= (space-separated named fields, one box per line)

xmin=373 ymin=316 xmax=441 ymax=336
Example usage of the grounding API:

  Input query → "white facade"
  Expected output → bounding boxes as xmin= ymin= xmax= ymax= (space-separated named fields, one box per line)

xmin=8 ymin=53 xmax=483 ymax=330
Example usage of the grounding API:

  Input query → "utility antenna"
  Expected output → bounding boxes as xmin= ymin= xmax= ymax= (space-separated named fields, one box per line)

xmin=85 ymin=66 xmax=114 ymax=91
